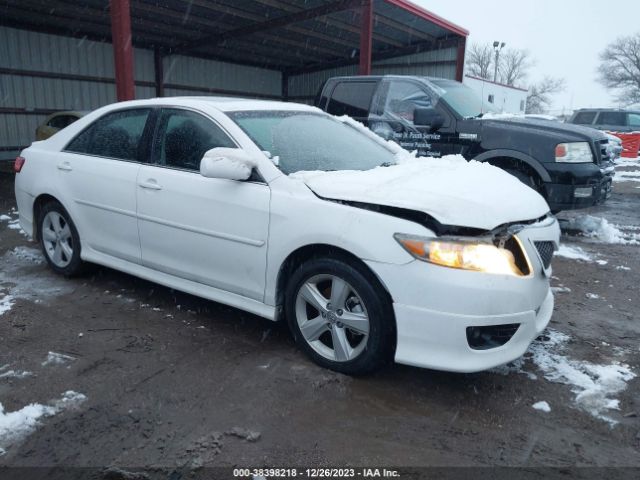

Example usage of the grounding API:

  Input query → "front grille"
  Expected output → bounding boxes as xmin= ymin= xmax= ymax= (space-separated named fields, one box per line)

xmin=598 ymin=139 xmax=608 ymax=164
xmin=534 ymin=241 xmax=554 ymax=269
xmin=466 ymin=324 xmax=520 ymax=350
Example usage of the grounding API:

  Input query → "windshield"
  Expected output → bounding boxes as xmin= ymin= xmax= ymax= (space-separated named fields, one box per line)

xmin=429 ymin=80 xmax=487 ymax=118
xmin=229 ymin=111 xmax=397 ymax=175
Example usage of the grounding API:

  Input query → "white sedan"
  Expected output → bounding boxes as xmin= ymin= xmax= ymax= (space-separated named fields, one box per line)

xmin=14 ymin=97 xmax=560 ymax=375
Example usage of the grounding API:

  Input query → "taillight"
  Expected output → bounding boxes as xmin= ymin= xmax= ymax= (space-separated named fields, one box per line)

xmin=14 ymin=156 xmax=25 ymax=173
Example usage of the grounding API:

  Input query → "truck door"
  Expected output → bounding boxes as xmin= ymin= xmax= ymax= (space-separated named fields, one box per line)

xmin=369 ymin=78 xmax=456 ymax=157
xmin=324 ymin=80 xmax=378 ymax=125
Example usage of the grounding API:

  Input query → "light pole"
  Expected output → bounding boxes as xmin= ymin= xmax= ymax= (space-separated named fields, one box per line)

xmin=493 ymin=41 xmax=506 ymax=83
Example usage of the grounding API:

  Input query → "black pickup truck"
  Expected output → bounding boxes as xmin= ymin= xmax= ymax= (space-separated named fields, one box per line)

xmin=315 ymin=75 xmax=615 ymax=212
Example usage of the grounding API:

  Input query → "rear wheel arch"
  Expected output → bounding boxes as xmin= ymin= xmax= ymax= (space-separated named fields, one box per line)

xmin=33 ymin=193 xmax=64 ymax=241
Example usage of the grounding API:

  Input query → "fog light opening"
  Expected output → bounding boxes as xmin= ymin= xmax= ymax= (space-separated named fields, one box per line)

xmin=466 ymin=323 xmax=521 ymax=350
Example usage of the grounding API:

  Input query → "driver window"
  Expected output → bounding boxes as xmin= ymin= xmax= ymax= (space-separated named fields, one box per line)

xmin=384 ymin=81 xmax=433 ymax=125
xmin=153 ymin=109 xmax=235 ymax=171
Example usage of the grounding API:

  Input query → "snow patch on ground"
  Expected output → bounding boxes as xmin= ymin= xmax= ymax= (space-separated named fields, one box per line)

xmin=0 ymin=391 xmax=86 ymax=455
xmin=562 ymin=215 xmax=640 ymax=245
xmin=532 ymin=401 xmax=551 ymax=412
xmin=0 ymin=368 xmax=33 ymax=380
xmin=616 ymin=265 xmax=631 ymax=271
xmin=529 ymin=330 xmax=636 ymax=425
xmin=555 ymin=245 xmax=593 ymax=261
xmin=42 ymin=352 xmax=75 ymax=367
xmin=586 ymin=293 xmax=601 ymax=299
xmin=1 ymin=210 xmax=28 ymax=237
xmin=0 ymin=247 xmax=73 ymax=304
xmin=551 ymin=286 xmax=571 ymax=294
xmin=613 ymin=170 xmax=640 ymax=183
xmin=0 ymin=293 xmax=14 ymax=316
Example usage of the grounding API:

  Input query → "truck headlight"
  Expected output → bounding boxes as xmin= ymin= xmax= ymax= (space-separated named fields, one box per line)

xmin=394 ymin=234 xmax=527 ymax=276
xmin=555 ymin=142 xmax=593 ymax=163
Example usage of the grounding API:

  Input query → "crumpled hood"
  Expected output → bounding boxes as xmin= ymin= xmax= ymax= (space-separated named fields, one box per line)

xmin=291 ymin=156 xmax=550 ymax=231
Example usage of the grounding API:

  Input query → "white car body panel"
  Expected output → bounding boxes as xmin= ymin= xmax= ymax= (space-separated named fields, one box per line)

xmin=14 ymin=96 xmax=561 ymax=373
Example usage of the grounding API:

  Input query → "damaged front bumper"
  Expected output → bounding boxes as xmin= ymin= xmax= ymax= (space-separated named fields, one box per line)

xmin=366 ymin=215 xmax=561 ymax=373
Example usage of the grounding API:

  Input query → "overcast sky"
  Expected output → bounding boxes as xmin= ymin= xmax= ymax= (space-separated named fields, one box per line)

xmin=416 ymin=0 xmax=640 ymax=113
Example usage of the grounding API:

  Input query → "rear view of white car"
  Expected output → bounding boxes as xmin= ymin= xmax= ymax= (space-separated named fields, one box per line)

xmin=13 ymin=97 xmax=560 ymax=375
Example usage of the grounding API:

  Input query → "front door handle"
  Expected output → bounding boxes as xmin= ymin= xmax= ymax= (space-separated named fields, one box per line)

xmin=57 ymin=161 xmax=72 ymax=171
xmin=138 ymin=180 xmax=162 ymax=190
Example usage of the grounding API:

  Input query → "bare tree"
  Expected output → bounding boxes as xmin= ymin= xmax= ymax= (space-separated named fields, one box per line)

xmin=498 ymin=48 xmax=534 ymax=87
xmin=465 ymin=43 xmax=494 ymax=79
xmin=526 ymin=77 xmax=566 ymax=114
xmin=597 ymin=33 xmax=640 ymax=105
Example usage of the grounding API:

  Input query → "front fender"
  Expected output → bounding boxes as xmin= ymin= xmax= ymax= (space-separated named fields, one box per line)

xmin=473 ymin=149 xmax=551 ymax=183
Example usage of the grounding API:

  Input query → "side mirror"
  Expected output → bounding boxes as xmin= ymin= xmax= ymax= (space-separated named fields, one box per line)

xmin=414 ymin=108 xmax=445 ymax=131
xmin=200 ymin=147 xmax=256 ymax=181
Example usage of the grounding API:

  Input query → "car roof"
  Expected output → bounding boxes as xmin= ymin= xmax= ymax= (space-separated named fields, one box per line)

xmin=98 ymin=96 xmax=320 ymax=113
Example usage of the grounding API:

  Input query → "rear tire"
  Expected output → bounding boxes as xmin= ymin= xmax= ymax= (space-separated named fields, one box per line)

xmin=39 ymin=201 xmax=85 ymax=276
xmin=285 ymin=256 xmax=395 ymax=375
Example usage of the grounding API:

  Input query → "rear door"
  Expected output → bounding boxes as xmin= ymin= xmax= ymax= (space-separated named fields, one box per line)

xmin=136 ymin=107 xmax=270 ymax=301
xmin=59 ymin=108 xmax=152 ymax=264
xmin=325 ymin=80 xmax=377 ymax=125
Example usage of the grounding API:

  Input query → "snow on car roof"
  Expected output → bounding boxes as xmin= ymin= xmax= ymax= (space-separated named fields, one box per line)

xmin=103 ymin=96 xmax=319 ymax=113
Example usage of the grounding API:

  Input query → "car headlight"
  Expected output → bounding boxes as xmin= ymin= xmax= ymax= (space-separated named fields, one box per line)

xmin=555 ymin=142 xmax=593 ymax=163
xmin=394 ymin=234 xmax=527 ymax=276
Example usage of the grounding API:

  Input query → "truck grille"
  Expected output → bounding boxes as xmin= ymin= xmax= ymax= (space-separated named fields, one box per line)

xmin=597 ymin=139 xmax=609 ymax=164
xmin=534 ymin=241 xmax=554 ymax=269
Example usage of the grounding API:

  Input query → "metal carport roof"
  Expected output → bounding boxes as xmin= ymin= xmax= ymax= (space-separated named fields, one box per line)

xmin=0 ymin=0 xmax=468 ymax=77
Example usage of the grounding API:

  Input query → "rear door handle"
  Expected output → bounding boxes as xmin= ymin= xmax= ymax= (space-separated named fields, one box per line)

xmin=138 ymin=180 xmax=162 ymax=190
xmin=57 ymin=161 xmax=72 ymax=171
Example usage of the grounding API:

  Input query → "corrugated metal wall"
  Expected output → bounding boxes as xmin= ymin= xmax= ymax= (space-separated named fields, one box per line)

xmin=0 ymin=26 xmax=281 ymax=160
xmin=287 ymin=47 xmax=458 ymax=104
xmin=1 ymin=24 xmax=458 ymax=160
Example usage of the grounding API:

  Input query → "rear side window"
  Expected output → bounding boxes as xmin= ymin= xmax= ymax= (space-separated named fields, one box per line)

xmin=66 ymin=109 xmax=150 ymax=161
xmin=572 ymin=111 xmax=596 ymax=124
xmin=628 ymin=113 xmax=640 ymax=128
xmin=48 ymin=115 xmax=78 ymax=129
xmin=152 ymin=109 xmax=235 ymax=171
xmin=326 ymin=82 xmax=376 ymax=118
xmin=596 ymin=111 xmax=626 ymax=126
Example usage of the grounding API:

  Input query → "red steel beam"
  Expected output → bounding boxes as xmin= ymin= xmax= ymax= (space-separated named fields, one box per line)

xmin=455 ymin=36 xmax=466 ymax=82
xmin=383 ymin=0 xmax=469 ymax=37
xmin=110 ymin=0 xmax=135 ymax=101
xmin=358 ymin=0 xmax=373 ymax=75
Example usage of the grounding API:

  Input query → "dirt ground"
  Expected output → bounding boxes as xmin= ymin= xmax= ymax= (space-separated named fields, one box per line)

xmin=0 ymin=166 xmax=639 ymax=479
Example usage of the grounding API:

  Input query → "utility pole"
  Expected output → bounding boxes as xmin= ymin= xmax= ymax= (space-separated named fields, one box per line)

xmin=493 ymin=41 xmax=505 ymax=83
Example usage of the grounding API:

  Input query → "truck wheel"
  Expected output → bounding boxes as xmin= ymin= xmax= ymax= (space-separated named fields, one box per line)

xmin=505 ymin=168 xmax=540 ymax=192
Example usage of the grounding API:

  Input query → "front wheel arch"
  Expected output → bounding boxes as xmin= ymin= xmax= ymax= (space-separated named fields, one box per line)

xmin=473 ymin=149 xmax=551 ymax=184
xmin=275 ymin=244 xmax=394 ymax=319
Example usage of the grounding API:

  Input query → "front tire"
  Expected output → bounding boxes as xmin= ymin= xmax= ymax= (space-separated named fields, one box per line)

xmin=39 ymin=201 xmax=85 ymax=276
xmin=285 ymin=256 xmax=395 ymax=375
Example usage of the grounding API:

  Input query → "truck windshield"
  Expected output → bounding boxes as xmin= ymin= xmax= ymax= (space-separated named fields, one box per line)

xmin=429 ymin=80 xmax=485 ymax=118
xmin=229 ymin=111 xmax=397 ymax=174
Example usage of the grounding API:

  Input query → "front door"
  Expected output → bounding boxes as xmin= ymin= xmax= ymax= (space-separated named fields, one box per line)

xmin=136 ymin=108 xmax=270 ymax=301
xmin=370 ymin=79 xmax=457 ymax=157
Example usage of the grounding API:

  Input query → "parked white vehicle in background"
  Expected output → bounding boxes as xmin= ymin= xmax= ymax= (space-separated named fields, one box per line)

xmin=14 ymin=98 xmax=560 ymax=375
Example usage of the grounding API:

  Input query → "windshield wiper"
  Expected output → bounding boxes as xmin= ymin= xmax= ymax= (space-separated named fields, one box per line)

xmin=379 ymin=162 xmax=395 ymax=167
